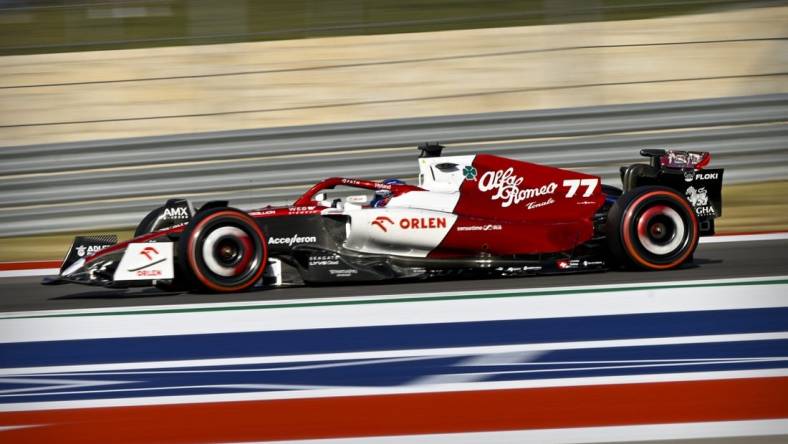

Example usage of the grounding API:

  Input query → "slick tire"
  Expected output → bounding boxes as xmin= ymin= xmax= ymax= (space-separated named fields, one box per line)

xmin=178 ymin=208 xmax=268 ymax=293
xmin=606 ymin=186 xmax=698 ymax=270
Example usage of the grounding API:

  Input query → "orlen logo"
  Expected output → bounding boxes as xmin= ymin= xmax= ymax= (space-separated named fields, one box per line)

xmin=128 ymin=245 xmax=166 ymax=277
xmin=268 ymin=234 xmax=317 ymax=246
xmin=400 ymin=217 xmax=446 ymax=229
xmin=371 ymin=216 xmax=395 ymax=232
xmin=139 ymin=246 xmax=159 ymax=261
xmin=163 ymin=207 xmax=189 ymax=220
xmin=76 ymin=244 xmax=107 ymax=257
xmin=372 ymin=216 xmax=447 ymax=232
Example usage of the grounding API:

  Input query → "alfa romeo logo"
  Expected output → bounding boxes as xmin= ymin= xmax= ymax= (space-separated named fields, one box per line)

xmin=463 ymin=166 xmax=478 ymax=181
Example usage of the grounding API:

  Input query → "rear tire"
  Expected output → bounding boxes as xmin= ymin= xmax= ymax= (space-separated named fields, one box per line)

xmin=606 ymin=186 xmax=698 ymax=270
xmin=178 ymin=208 xmax=268 ymax=293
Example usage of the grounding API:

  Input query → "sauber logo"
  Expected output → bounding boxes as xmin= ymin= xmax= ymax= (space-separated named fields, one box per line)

xmin=372 ymin=216 xmax=447 ymax=232
xmin=128 ymin=245 xmax=166 ymax=277
xmin=371 ymin=216 xmax=395 ymax=232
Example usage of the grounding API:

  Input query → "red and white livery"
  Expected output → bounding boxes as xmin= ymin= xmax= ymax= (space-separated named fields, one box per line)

xmin=45 ymin=143 xmax=724 ymax=293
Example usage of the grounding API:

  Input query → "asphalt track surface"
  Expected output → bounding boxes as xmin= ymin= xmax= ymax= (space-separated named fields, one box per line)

xmin=1 ymin=238 xmax=786 ymax=313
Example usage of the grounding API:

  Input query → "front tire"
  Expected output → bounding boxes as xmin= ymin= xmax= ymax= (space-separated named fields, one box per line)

xmin=178 ymin=208 xmax=268 ymax=293
xmin=606 ymin=186 xmax=698 ymax=270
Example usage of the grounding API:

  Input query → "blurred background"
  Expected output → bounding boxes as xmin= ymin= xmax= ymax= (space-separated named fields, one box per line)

xmin=0 ymin=0 xmax=786 ymax=259
xmin=0 ymin=0 xmax=767 ymax=53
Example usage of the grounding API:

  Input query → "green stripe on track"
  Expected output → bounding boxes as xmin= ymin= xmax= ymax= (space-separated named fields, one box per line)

xmin=3 ymin=278 xmax=787 ymax=320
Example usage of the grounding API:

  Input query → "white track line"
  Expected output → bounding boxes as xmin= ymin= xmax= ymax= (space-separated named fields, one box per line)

xmin=0 ymin=232 xmax=785 ymax=279
xmin=1 ymin=278 xmax=785 ymax=342
xmin=0 ymin=268 xmax=58 ymax=278
xmin=265 ymin=419 xmax=788 ymax=444
xmin=2 ymin=273 xmax=786 ymax=320
xmin=700 ymin=232 xmax=788 ymax=243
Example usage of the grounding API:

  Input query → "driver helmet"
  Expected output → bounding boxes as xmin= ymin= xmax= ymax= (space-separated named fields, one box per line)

xmin=371 ymin=178 xmax=406 ymax=207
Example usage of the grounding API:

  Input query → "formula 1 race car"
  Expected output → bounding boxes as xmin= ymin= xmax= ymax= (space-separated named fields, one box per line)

xmin=44 ymin=143 xmax=724 ymax=293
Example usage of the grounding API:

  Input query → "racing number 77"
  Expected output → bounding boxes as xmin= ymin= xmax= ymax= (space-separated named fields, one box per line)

xmin=563 ymin=178 xmax=598 ymax=198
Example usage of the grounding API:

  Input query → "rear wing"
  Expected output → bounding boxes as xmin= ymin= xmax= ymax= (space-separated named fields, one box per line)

xmin=620 ymin=149 xmax=723 ymax=234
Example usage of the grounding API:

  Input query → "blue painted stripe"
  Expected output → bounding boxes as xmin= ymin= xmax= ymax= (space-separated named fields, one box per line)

xmin=1 ymin=339 xmax=786 ymax=404
xmin=1 ymin=307 xmax=787 ymax=368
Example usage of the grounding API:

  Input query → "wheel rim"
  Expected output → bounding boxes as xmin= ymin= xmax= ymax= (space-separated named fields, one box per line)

xmin=201 ymin=226 xmax=254 ymax=277
xmin=636 ymin=205 xmax=685 ymax=255
xmin=187 ymin=211 xmax=267 ymax=292
xmin=620 ymin=190 xmax=698 ymax=269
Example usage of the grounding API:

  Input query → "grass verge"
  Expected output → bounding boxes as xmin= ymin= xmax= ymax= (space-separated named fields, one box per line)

xmin=0 ymin=0 xmax=747 ymax=55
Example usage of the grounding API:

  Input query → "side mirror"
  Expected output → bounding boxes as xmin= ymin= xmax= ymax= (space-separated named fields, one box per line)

xmin=346 ymin=195 xmax=369 ymax=204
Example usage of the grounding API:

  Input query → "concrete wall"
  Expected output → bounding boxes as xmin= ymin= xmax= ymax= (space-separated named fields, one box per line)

xmin=1 ymin=5 xmax=786 ymax=146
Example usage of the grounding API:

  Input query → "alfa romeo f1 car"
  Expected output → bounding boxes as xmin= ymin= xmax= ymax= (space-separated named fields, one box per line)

xmin=44 ymin=144 xmax=724 ymax=293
